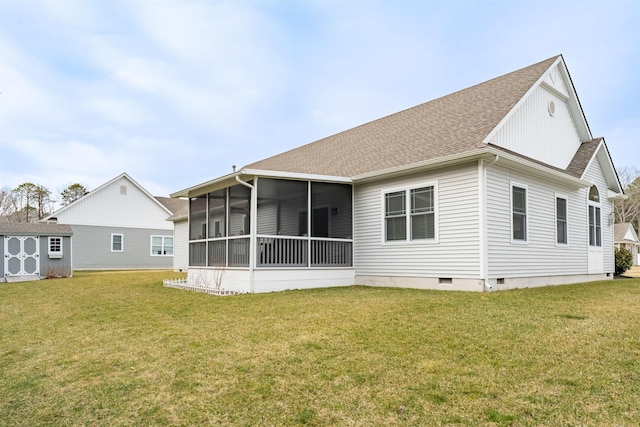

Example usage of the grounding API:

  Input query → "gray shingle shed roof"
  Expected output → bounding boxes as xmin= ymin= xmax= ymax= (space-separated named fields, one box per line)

xmin=0 ymin=222 xmax=73 ymax=236
xmin=245 ymin=56 xmax=560 ymax=177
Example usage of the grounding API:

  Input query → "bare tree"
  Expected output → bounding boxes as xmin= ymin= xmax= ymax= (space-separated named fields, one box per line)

xmin=0 ymin=186 xmax=17 ymax=220
xmin=61 ymin=183 xmax=89 ymax=206
xmin=12 ymin=183 xmax=55 ymax=222
xmin=614 ymin=166 xmax=640 ymax=232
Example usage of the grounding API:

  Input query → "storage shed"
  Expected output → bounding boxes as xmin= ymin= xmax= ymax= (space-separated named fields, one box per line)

xmin=0 ymin=222 xmax=73 ymax=282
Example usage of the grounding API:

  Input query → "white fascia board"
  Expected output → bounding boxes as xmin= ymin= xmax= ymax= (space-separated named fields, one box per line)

xmin=170 ymin=170 xmax=351 ymax=199
xmin=351 ymin=149 xmax=494 ymax=183
xmin=486 ymin=147 xmax=591 ymax=189
xmin=607 ymin=189 xmax=627 ymax=201
xmin=170 ymin=172 xmax=242 ymax=198
xmin=351 ymin=146 xmax=590 ymax=188
xmin=580 ymin=139 xmax=624 ymax=194
xmin=241 ymin=169 xmax=352 ymax=183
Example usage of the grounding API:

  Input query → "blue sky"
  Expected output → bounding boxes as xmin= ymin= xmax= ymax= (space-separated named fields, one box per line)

xmin=1 ymin=0 xmax=638 ymax=200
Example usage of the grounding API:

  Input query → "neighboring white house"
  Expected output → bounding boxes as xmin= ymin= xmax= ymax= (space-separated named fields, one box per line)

xmin=614 ymin=223 xmax=640 ymax=266
xmin=169 ymin=55 xmax=624 ymax=293
xmin=44 ymin=173 xmax=186 ymax=270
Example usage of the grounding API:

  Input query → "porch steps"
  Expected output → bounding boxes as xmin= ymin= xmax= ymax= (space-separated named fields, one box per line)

xmin=5 ymin=275 xmax=41 ymax=283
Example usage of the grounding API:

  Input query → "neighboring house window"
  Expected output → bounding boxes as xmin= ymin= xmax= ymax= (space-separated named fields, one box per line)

xmin=151 ymin=236 xmax=174 ymax=256
xmin=588 ymin=185 xmax=601 ymax=247
xmin=556 ymin=196 xmax=568 ymax=245
xmin=48 ymin=237 xmax=62 ymax=258
xmin=384 ymin=184 xmax=436 ymax=242
xmin=511 ymin=184 xmax=527 ymax=242
xmin=111 ymin=234 xmax=124 ymax=252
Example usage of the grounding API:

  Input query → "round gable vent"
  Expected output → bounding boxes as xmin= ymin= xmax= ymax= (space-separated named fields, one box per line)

xmin=548 ymin=100 xmax=556 ymax=117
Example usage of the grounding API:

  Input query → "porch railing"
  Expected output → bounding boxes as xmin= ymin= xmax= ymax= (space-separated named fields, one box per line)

xmin=191 ymin=236 xmax=352 ymax=268
xmin=257 ymin=236 xmax=352 ymax=267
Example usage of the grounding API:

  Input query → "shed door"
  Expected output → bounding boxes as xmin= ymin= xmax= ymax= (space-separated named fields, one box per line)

xmin=4 ymin=236 xmax=40 ymax=277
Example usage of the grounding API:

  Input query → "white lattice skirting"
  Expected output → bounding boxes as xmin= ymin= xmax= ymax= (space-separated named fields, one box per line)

xmin=163 ymin=278 xmax=244 ymax=296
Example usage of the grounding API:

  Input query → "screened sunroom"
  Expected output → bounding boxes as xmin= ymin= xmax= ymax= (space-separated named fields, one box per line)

xmin=171 ymin=172 xmax=354 ymax=293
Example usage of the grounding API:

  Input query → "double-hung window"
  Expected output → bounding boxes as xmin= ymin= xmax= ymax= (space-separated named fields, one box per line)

xmin=588 ymin=186 xmax=601 ymax=247
xmin=151 ymin=235 xmax=174 ymax=256
xmin=384 ymin=184 xmax=436 ymax=242
xmin=511 ymin=184 xmax=527 ymax=242
xmin=111 ymin=234 xmax=123 ymax=252
xmin=556 ymin=196 xmax=568 ymax=245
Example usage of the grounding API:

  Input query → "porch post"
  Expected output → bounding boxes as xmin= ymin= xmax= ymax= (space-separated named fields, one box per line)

xmin=249 ymin=176 xmax=259 ymax=292
xmin=307 ymin=180 xmax=311 ymax=267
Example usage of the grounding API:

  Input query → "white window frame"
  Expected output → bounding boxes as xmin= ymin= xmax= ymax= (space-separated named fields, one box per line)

xmin=510 ymin=182 xmax=528 ymax=244
xmin=150 ymin=235 xmax=174 ymax=256
xmin=381 ymin=181 xmax=438 ymax=244
xmin=111 ymin=233 xmax=124 ymax=252
xmin=588 ymin=185 xmax=602 ymax=249
xmin=48 ymin=236 xmax=63 ymax=259
xmin=555 ymin=193 xmax=569 ymax=246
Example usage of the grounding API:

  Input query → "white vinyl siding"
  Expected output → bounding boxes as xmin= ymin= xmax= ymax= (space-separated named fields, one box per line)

xmin=486 ymin=83 xmax=582 ymax=169
xmin=354 ymin=163 xmax=479 ymax=279
xmin=172 ymin=220 xmax=189 ymax=271
xmin=51 ymin=175 xmax=173 ymax=230
xmin=486 ymin=164 xmax=587 ymax=278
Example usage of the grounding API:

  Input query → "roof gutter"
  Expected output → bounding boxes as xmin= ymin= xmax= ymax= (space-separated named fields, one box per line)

xmin=351 ymin=146 xmax=591 ymax=189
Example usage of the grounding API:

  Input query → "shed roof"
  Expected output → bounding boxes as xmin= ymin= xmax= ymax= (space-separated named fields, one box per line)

xmin=614 ymin=223 xmax=640 ymax=243
xmin=0 ymin=222 xmax=73 ymax=236
xmin=245 ymin=56 xmax=560 ymax=177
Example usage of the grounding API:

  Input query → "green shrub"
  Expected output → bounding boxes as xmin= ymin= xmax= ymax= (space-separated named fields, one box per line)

xmin=615 ymin=247 xmax=633 ymax=275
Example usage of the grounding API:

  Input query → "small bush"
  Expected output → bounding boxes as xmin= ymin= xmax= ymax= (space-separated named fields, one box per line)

xmin=615 ymin=247 xmax=633 ymax=275
xmin=41 ymin=266 xmax=72 ymax=279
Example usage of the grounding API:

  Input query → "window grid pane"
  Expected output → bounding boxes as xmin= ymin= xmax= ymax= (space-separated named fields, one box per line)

xmin=411 ymin=187 xmax=433 ymax=214
xmin=556 ymin=198 xmax=567 ymax=244
xmin=385 ymin=191 xmax=405 ymax=217
xmin=512 ymin=187 xmax=527 ymax=241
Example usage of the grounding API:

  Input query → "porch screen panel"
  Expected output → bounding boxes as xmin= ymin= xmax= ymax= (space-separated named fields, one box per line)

xmin=208 ymin=189 xmax=227 ymax=238
xmin=311 ymin=182 xmax=352 ymax=239
xmin=189 ymin=196 xmax=207 ymax=240
xmin=257 ymin=178 xmax=307 ymax=236
xmin=189 ymin=242 xmax=206 ymax=266
xmin=229 ymin=184 xmax=251 ymax=236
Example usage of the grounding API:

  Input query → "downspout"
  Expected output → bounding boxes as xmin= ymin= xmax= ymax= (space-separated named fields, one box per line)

xmin=235 ymin=175 xmax=256 ymax=293
xmin=482 ymin=154 xmax=500 ymax=292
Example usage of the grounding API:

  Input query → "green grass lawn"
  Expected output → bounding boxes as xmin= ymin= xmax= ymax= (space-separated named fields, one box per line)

xmin=1 ymin=271 xmax=639 ymax=426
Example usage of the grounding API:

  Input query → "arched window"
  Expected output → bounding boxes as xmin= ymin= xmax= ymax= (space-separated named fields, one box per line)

xmin=588 ymin=185 xmax=601 ymax=247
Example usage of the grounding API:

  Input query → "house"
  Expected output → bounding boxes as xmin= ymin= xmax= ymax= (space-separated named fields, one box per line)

xmin=1 ymin=222 xmax=73 ymax=282
xmin=614 ymin=223 xmax=640 ymax=266
xmin=166 ymin=201 xmax=189 ymax=271
xmin=44 ymin=173 xmax=187 ymax=270
xmin=168 ymin=55 xmax=624 ymax=293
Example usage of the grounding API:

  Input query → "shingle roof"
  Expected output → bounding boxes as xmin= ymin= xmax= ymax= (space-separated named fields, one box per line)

xmin=156 ymin=197 xmax=188 ymax=216
xmin=0 ymin=222 xmax=73 ymax=236
xmin=565 ymin=138 xmax=602 ymax=178
xmin=245 ymin=56 xmax=560 ymax=177
xmin=614 ymin=223 xmax=640 ymax=243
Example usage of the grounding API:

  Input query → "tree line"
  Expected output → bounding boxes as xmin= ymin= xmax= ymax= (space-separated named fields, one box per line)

xmin=614 ymin=166 xmax=640 ymax=233
xmin=0 ymin=183 xmax=88 ymax=223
